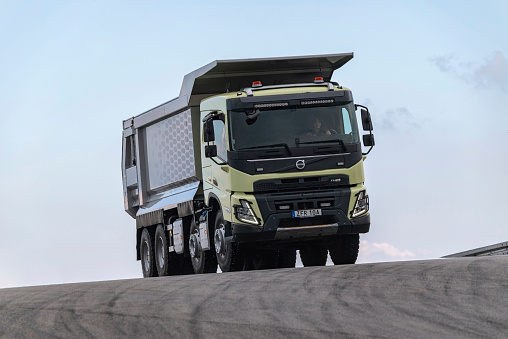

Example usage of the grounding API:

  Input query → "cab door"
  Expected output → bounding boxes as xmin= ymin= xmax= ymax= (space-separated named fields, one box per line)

xmin=210 ymin=118 xmax=230 ymax=204
xmin=202 ymin=113 xmax=231 ymax=216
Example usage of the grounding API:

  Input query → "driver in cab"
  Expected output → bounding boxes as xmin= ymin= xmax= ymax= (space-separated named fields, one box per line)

xmin=305 ymin=115 xmax=331 ymax=136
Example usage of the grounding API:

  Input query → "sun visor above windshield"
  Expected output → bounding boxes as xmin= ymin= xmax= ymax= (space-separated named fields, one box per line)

xmin=226 ymin=90 xmax=353 ymax=111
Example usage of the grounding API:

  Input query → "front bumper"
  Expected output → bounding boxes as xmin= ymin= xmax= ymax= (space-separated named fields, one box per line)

xmin=231 ymin=213 xmax=370 ymax=243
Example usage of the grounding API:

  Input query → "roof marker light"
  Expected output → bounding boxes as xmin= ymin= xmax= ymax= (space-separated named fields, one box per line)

xmin=254 ymin=102 xmax=289 ymax=109
xmin=314 ymin=77 xmax=324 ymax=83
xmin=300 ymin=99 xmax=334 ymax=106
xmin=252 ymin=81 xmax=262 ymax=87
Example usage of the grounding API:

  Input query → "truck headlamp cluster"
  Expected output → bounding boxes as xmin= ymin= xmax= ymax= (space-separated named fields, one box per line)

xmin=351 ymin=191 xmax=369 ymax=218
xmin=300 ymin=99 xmax=334 ymax=106
xmin=254 ymin=102 xmax=289 ymax=109
xmin=234 ymin=200 xmax=259 ymax=225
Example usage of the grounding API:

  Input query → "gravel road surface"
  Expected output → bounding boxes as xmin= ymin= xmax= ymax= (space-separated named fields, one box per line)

xmin=1 ymin=256 xmax=507 ymax=338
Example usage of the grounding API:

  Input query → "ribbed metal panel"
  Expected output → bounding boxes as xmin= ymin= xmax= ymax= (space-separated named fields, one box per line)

xmin=136 ymin=209 xmax=164 ymax=229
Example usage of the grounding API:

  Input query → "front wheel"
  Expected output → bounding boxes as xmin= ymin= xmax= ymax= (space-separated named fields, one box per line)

xmin=189 ymin=221 xmax=218 ymax=274
xmin=327 ymin=234 xmax=359 ymax=265
xmin=299 ymin=244 xmax=328 ymax=267
xmin=140 ymin=228 xmax=158 ymax=278
xmin=214 ymin=210 xmax=243 ymax=272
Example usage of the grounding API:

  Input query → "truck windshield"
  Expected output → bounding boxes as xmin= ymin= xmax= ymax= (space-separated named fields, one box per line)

xmin=228 ymin=102 xmax=359 ymax=152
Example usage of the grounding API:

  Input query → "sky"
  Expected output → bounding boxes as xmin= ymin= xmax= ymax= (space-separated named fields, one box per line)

xmin=1 ymin=0 xmax=507 ymax=288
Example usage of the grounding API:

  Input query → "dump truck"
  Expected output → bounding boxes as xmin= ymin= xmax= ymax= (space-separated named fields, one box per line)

xmin=121 ymin=53 xmax=375 ymax=277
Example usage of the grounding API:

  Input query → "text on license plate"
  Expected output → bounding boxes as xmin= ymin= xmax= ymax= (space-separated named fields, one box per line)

xmin=292 ymin=209 xmax=322 ymax=218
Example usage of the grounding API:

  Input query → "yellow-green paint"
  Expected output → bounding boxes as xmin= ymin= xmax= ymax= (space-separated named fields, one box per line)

xmin=200 ymin=84 xmax=368 ymax=225
xmin=227 ymin=160 xmax=365 ymax=193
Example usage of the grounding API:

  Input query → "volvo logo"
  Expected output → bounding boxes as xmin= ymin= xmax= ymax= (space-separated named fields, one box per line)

xmin=296 ymin=159 xmax=305 ymax=170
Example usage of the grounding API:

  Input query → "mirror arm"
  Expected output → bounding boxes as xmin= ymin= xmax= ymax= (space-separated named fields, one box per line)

xmin=362 ymin=144 xmax=374 ymax=156
xmin=362 ymin=130 xmax=375 ymax=155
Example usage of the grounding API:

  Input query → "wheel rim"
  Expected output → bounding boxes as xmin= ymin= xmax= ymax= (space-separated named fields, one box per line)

xmin=189 ymin=233 xmax=200 ymax=259
xmin=142 ymin=240 xmax=150 ymax=270
xmin=156 ymin=236 xmax=164 ymax=267
xmin=214 ymin=223 xmax=226 ymax=257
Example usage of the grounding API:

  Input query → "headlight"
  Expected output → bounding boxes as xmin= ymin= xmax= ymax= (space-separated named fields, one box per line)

xmin=234 ymin=200 xmax=259 ymax=225
xmin=351 ymin=191 xmax=369 ymax=218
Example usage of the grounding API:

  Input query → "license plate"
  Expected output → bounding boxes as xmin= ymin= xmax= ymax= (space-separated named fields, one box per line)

xmin=292 ymin=209 xmax=322 ymax=218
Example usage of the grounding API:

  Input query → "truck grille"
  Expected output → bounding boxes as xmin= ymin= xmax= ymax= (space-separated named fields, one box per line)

xmin=254 ymin=175 xmax=349 ymax=193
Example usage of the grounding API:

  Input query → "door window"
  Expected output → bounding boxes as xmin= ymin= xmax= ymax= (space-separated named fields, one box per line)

xmin=213 ymin=120 xmax=228 ymax=162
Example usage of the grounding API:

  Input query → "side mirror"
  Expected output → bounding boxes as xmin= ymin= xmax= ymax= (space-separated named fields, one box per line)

xmin=363 ymin=134 xmax=375 ymax=147
xmin=203 ymin=120 xmax=215 ymax=142
xmin=361 ymin=109 xmax=373 ymax=131
xmin=205 ymin=145 xmax=217 ymax=158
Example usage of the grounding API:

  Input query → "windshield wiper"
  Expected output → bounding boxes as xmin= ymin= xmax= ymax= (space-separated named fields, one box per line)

xmin=238 ymin=143 xmax=292 ymax=156
xmin=296 ymin=138 xmax=348 ymax=153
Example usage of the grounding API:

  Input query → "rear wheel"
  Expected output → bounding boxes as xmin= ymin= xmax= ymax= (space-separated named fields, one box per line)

xmin=154 ymin=225 xmax=170 ymax=276
xmin=189 ymin=221 xmax=218 ymax=274
xmin=154 ymin=224 xmax=183 ymax=276
xmin=299 ymin=244 xmax=328 ymax=267
xmin=327 ymin=234 xmax=359 ymax=265
xmin=140 ymin=228 xmax=158 ymax=278
xmin=214 ymin=210 xmax=243 ymax=272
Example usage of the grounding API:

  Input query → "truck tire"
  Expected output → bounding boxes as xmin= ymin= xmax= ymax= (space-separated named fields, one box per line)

xmin=214 ymin=210 xmax=243 ymax=272
xmin=189 ymin=222 xmax=218 ymax=274
xmin=299 ymin=245 xmax=328 ymax=267
xmin=327 ymin=234 xmax=359 ymax=265
xmin=277 ymin=249 xmax=297 ymax=268
xmin=140 ymin=228 xmax=158 ymax=278
xmin=155 ymin=224 xmax=177 ymax=276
